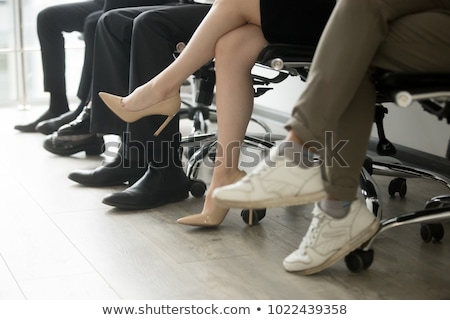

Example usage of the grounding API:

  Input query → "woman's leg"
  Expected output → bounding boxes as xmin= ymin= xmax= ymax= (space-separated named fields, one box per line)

xmin=121 ymin=0 xmax=262 ymax=111
xmin=177 ymin=23 xmax=267 ymax=226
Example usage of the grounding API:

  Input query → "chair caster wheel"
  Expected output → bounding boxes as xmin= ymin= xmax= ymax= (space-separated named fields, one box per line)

xmin=189 ymin=179 xmax=207 ymax=198
xmin=241 ymin=208 xmax=266 ymax=225
xmin=388 ymin=177 xmax=407 ymax=197
xmin=420 ymin=223 xmax=444 ymax=242
xmin=345 ymin=249 xmax=374 ymax=273
xmin=420 ymin=197 xmax=447 ymax=242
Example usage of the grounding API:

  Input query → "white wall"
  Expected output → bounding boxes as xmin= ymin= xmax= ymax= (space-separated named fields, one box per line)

xmin=254 ymin=73 xmax=305 ymax=117
xmin=253 ymin=74 xmax=450 ymax=158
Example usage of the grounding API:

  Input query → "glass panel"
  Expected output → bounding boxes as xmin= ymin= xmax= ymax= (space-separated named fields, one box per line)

xmin=0 ymin=0 xmax=85 ymax=106
xmin=0 ymin=0 xmax=16 ymax=103
xmin=0 ymin=1 xmax=14 ymax=49
xmin=22 ymin=46 xmax=84 ymax=102
xmin=0 ymin=52 xmax=18 ymax=102
xmin=22 ymin=0 xmax=85 ymax=49
xmin=22 ymin=0 xmax=85 ymax=105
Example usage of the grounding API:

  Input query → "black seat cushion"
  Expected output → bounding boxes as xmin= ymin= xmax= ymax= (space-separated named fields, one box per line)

xmin=257 ymin=44 xmax=315 ymax=65
xmin=375 ymin=72 xmax=450 ymax=94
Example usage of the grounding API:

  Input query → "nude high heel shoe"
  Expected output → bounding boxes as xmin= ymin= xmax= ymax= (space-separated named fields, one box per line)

xmin=176 ymin=207 xmax=229 ymax=227
xmin=98 ymin=92 xmax=181 ymax=137
xmin=177 ymin=171 xmax=247 ymax=227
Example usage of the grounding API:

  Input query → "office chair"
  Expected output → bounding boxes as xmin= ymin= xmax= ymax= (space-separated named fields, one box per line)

xmin=255 ymin=43 xmax=450 ymax=272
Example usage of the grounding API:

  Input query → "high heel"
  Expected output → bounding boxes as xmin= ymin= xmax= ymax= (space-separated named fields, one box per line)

xmin=177 ymin=171 xmax=246 ymax=227
xmin=176 ymin=207 xmax=229 ymax=227
xmin=98 ymin=92 xmax=181 ymax=137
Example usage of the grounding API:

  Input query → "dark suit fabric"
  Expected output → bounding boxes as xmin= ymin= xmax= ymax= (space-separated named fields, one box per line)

xmin=37 ymin=0 xmax=105 ymax=108
xmin=91 ymin=3 xmax=211 ymax=166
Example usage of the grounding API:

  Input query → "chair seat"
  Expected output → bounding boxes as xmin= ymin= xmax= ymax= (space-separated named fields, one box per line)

xmin=257 ymin=44 xmax=315 ymax=65
xmin=375 ymin=72 xmax=450 ymax=94
xmin=258 ymin=44 xmax=450 ymax=93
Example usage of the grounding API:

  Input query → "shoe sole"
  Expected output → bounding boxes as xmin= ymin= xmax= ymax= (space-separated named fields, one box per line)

xmin=102 ymin=192 xmax=189 ymax=210
xmin=43 ymin=141 xmax=104 ymax=156
xmin=285 ymin=219 xmax=380 ymax=275
xmin=214 ymin=190 xmax=327 ymax=209
xmin=68 ymin=172 xmax=143 ymax=187
xmin=43 ymin=144 xmax=104 ymax=156
xmin=68 ymin=177 xmax=131 ymax=187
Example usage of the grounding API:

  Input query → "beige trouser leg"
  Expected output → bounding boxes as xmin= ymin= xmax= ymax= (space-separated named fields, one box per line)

xmin=286 ymin=0 xmax=450 ymax=200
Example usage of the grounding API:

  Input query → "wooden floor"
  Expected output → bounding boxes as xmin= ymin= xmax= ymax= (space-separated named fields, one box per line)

xmin=1 ymin=104 xmax=450 ymax=300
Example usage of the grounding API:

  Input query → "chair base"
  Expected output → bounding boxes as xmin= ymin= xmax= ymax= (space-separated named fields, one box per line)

xmin=351 ymin=157 xmax=450 ymax=272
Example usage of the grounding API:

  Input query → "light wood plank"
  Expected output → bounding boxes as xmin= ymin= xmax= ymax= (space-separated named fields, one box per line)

xmin=0 ymin=254 xmax=24 ymax=299
xmin=1 ymin=105 xmax=449 ymax=300
xmin=19 ymin=273 xmax=119 ymax=299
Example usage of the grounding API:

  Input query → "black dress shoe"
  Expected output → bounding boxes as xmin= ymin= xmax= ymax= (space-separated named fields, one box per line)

xmin=14 ymin=110 xmax=63 ymax=133
xmin=68 ymin=156 xmax=147 ymax=187
xmin=57 ymin=105 xmax=91 ymax=136
xmin=43 ymin=132 xmax=105 ymax=156
xmin=102 ymin=165 xmax=190 ymax=210
xmin=35 ymin=108 xmax=80 ymax=135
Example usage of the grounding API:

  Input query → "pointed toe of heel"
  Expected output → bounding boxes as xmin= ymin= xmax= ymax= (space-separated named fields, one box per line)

xmin=177 ymin=210 xmax=228 ymax=227
xmin=177 ymin=171 xmax=248 ymax=228
xmin=98 ymin=92 xmax=130 ymax=121
xmin=176 ymin=214 xmax=206 ymax=227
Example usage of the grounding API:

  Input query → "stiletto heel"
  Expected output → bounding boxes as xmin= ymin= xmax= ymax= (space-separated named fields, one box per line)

xmin=248 ymin=209 xmax=253 ymax=226
xmin=154 ymin=115 xmax=175 ymax=137
xmin=98 ymin=92 xmax=181 ymax=136
xmin=177 ymin=170 xmax=247 ymax=227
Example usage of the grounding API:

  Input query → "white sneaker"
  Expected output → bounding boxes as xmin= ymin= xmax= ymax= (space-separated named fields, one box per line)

xmin=283 ymin=200 xmax=379 ymax=275
xmin=212 ymin=147 xmax=326 ymax=209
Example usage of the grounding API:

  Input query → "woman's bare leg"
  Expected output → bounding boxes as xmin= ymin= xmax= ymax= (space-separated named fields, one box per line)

xmin=122 ymin=0 xmax=262 ymax=111
xmin=177 ymin=23 xmax=268 ymax=226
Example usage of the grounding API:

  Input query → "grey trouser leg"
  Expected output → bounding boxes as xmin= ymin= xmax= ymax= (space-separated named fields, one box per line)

xmin=286 ymin=0 xmax=450 ymax=200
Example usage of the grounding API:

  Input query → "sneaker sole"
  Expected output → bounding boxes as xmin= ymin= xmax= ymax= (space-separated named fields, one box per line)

xmin=215 ymin=190 xmax=327 ymax=209
xmin=286 ymin=219 xmax=380 ymax=275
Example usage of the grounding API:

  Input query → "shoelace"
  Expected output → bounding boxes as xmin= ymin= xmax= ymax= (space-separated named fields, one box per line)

xmin=241 ymin=152 xmax=285 ymax=181
xmin=299 ymin=212 xmax=325 ymax=255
